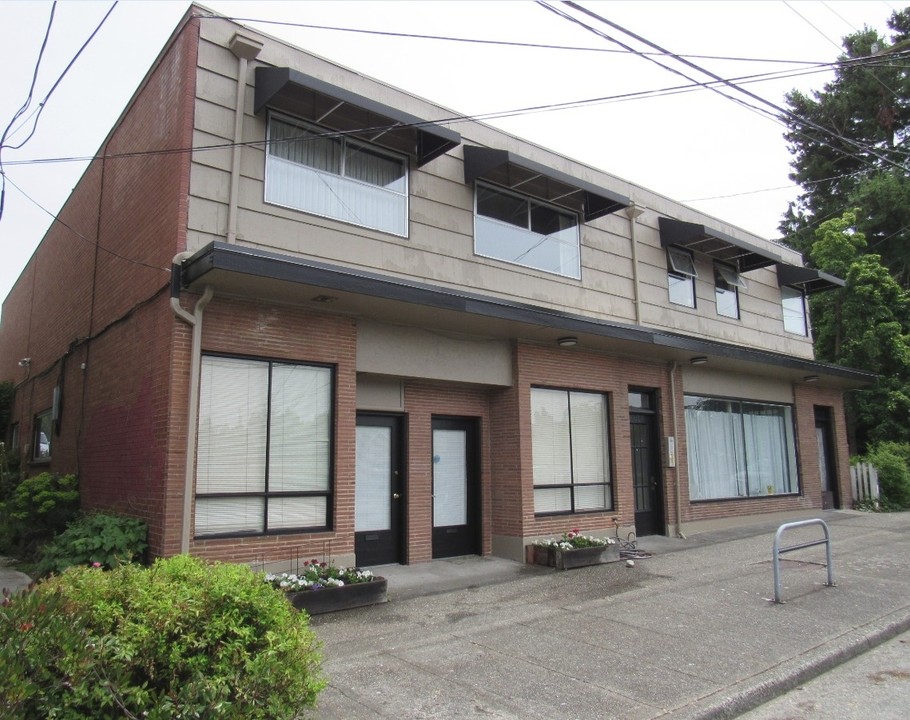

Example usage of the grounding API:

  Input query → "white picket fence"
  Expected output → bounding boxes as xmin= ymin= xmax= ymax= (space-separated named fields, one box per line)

xmin=850 ymin=462 xmax=880 ymax=506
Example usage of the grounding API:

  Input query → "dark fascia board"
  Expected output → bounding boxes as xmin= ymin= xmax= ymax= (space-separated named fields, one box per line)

xmin=254 ymin=66 xmax=461 ymax=166
xmin=180 ymin=242 xmax=875 ymax=386
xmin=776 ymin=263 xmax=845 ymax=294
xmin=463 ymin=145 xmax=630 ymax=221
xmin=658 ymin=217 xmax=782 ymax=272
xmin=649 ymin=332 xmax=874 ymax=383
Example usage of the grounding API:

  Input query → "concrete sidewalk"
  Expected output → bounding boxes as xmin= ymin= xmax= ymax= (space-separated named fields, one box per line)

xmin=309 ymin=510 xmax=910 ymax=719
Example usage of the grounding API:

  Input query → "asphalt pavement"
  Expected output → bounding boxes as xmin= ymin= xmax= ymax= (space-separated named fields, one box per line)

xmin=308 ymin=510 xmax=910 ymax=719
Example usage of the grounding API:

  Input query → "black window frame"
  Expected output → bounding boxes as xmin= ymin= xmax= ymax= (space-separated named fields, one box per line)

xmin=531 ymin=386 xmax=615 ymax=516
xmin=667 ymin=245 xmax=697 ymax=308
xmin=194 ymin=353 xmax=336 ymax=539
xmin=32 ymin=409 xmax=52 ymax=462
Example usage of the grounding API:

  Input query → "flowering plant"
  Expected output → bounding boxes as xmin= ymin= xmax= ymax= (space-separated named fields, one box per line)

xmin=534 ymin=528 xmax=616 ymax=550
xmin=263 ymin=559 xmax=375 ymax=592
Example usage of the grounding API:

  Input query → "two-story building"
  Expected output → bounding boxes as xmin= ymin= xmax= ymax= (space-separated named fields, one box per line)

xmin=0 ymin=5 xmax=871 ymax=568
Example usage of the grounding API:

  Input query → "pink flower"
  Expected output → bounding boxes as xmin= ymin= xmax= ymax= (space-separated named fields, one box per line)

xmin=91 ymin=562 xmax=102 ymax=568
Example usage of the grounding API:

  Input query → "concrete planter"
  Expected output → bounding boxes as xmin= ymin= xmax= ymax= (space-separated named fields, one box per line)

xmin=532 ymin=544 xmax=619 ymax=570
xmin=286 ymin=577 xmax=388 ymax=615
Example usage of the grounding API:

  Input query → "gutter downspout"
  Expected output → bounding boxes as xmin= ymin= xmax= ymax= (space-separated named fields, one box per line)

xmin=668 ymin=360 xmax=687 ymax=539
xmin=226 ymin=33 xmax=263 ymax=244
xmin=171 ymin=252 xmax=214 ymax=554
xmin=623 ymin=203 xmax=645 ymax=325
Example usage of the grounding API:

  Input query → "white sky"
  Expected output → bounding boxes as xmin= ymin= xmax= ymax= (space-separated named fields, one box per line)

xmin=0 ymin=0 xmax=901 ymax=318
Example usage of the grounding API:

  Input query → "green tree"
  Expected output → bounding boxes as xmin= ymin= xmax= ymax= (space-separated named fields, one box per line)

xmin=808 ymin=213 xmax=910 ymax=449
xmin=780 ymin=8 xmax=910 ymax=284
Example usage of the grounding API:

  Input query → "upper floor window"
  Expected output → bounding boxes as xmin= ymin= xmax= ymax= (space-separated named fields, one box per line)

xmin=667 ymin=246 xmax=697 ymax=307
xmin=33 ymin=409 xmax=52 ymax=461
xmin=265 ymin=113 xmax=408 ymax=236
xmin=715 ymin=263 xmax=744 ymax=319
xmin=781 ymin=285 xmax=807 ymax=335
xmin=474 ymin=182 xmax=581 ymax=279
xmin=195 ymin=355 xmax=333 ymax=537
xmin=531 ymin=388 xmax=613 ymax=514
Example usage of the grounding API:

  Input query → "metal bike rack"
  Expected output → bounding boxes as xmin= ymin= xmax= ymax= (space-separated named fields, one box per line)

xmin=772 ymin=518 xmax=835 ymax=603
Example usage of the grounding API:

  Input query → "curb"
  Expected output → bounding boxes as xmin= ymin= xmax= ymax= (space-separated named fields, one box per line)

xmin=673 ymin=608 xmax=910 ymax=719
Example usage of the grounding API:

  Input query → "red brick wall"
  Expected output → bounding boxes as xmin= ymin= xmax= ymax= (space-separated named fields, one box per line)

xmin=0 ymin=15 xmax=199 ymax=554
xmin=402 ymin=380 xmax=494 ymax=563
xmin=187 ymin=297 xmax=358 ymax=565
xmin=509 ymin=342 xmax=675 ymax=540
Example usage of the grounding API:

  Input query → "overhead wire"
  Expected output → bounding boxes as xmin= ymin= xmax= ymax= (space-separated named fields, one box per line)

xmin=4 ymin=2 xmax=908 ymax=269
xmin=3 ymin=173 xmax=170 ymax=274
xmin=552 ymin=1 xmax=910 ymax=174
xmin=0 ymin=1 xmax=118 ymax=223
xmin=0 ymin=1 xmax=56 ymax=223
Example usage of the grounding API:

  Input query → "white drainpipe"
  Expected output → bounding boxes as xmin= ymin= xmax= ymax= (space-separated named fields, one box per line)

xmin=226 ymin=33 xmax=263 ymax=243
xmin=623 ymin=202 xmax=645 ymax=325
xmin=171 ymin=251 xmax=214 ymax=554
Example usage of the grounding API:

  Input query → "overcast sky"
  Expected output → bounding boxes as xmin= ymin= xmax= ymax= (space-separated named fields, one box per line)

xmin=0 ymin=0 xmax=901 ymax=317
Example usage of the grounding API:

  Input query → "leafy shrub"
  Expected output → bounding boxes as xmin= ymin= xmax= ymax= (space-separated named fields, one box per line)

xmin=3 ymin=472 xmax=79 ymax=554
xmin=36 ymin=513 xmax=148 ymax=576
xmin=866 ymin=442 xmax=910 ymax=509
xmin=0 ymin=555 xmax=326 ymax=719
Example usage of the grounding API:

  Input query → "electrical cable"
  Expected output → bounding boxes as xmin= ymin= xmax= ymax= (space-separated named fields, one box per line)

xmin=0 ymin=1 xmax=56 ymax=223
xmin=0 ymin=1 xmax=118 ymax=223
xmin=552 ymin=1 xmax=910 ymax=175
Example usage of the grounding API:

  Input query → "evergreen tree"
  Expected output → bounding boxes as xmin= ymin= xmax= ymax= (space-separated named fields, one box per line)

xmin=808 ymin=213 xmax=910 ymax=450
xmin=781 ymin=8 xmax=910 ymax=285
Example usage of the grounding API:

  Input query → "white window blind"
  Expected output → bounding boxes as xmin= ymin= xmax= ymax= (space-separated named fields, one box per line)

xmin=195 ymin=356 xmax=332 ymax=536
xmin=266 ymin=115 xmax=407 ymax=236
xmin=531 ymin=388 xmax=612 ymax=514
xmin=433 ymin=429 xmax=468 ymax=527
xmin=355 ymin=425 xmax=392 ymax=532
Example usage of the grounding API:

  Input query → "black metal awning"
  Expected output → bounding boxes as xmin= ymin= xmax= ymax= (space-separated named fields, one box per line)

xmin=776 ymin=264 xmax=845 ymax=294
xmin=463 ymin=145 xmax=629 ymax=222
xmin=658 ymin=217 xmax=782 ymax=272
xmin=254 ymin=66 xmax=461 ymax=166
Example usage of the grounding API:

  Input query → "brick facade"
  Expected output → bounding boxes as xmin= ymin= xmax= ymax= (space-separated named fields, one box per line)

xmin=0 ymin=7 xmax=868 ymax=570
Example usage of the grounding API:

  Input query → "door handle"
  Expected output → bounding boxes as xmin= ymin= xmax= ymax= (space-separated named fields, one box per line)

xmin=392 ymin=493 xmax=401 ymax=500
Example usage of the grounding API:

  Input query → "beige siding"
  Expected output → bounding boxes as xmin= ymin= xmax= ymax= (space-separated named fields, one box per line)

xmin=188 ymin=20 xmax=820 ymax=360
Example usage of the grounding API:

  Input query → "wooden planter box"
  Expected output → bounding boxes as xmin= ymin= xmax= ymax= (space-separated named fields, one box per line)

xmin=532 ymin=544 xmax=618 ymax=570
xmin=286 ymin=577 xmax=388 ymax=615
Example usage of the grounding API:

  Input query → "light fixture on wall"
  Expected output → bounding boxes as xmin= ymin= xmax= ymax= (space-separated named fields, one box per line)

xmin=557 ymin=336 xmax=578 ymax=347
xmin=689 ymin=356 xmax=708 ymax=365
xmin=803 ymin=375 xmax=819 ymax=382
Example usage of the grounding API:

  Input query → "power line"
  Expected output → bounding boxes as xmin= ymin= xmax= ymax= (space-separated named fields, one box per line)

xmin=552 ymin=2 xmax=910 ymax=176
xmin=3 ymin=173 xmax=170 ymax=275
xmin=209 ymin=13 xmax=833 ymax=66
xmin=0 ymin=1 xmax=118 ymax=223
xmin=0 ymin=1 xmax=56 ymax=223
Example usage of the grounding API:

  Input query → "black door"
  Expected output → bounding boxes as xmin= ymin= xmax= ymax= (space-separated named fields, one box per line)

xmin=815 ymin=407 xmax=840 ymax=509
xmin=431 ymin=417 xmax=480 ymax=559
xmin=630 ymin=391 xmax=664 ymax=536
xmin=355 ymin=414 xmax=404 ymax=566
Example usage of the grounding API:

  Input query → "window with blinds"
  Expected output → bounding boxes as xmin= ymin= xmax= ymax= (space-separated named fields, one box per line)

xmin=531 ymin=387 xmax=613 ymax=515
xmin=195 ymin=355 xmax=333 ymax=537
xmin=265 ymin=113 xmax=408 ymax=236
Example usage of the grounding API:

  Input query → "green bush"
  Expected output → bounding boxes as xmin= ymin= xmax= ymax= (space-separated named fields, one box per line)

xmin=36 ymin=513 xmax=148 ymax=576
xmin=2 ymin=472 xmax=79 ymax=555
xmin=867 ymin=442 xmax=910 ymax=509
xmin=0 ymin=555 xmax=326 ymax=719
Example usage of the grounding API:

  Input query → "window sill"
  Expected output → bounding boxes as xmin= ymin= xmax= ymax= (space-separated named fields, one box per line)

xmin=690 ymin=493 xmax=800 ymax=504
